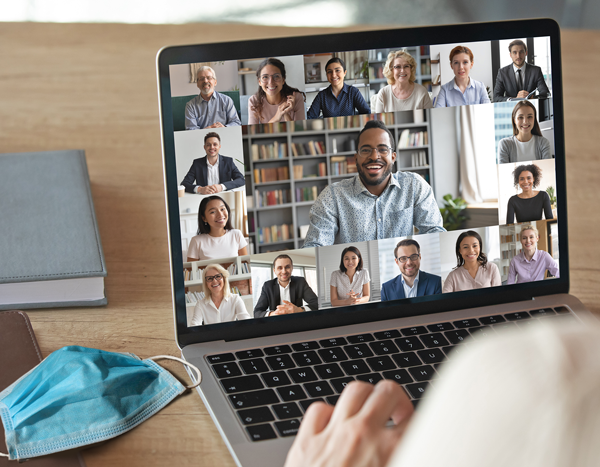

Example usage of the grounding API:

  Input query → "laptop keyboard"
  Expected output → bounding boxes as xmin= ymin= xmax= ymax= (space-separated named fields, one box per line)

xmin=206 ymin=307 xmax=575 ymax=442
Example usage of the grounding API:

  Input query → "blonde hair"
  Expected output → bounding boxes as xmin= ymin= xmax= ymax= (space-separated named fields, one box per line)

xmin=520 ymin=224 xmax=539 ymax=238
xmin=201 ymin=264 xmax=231 ymax=301
xmin=383 ymin=50 xmax=417 ymax=85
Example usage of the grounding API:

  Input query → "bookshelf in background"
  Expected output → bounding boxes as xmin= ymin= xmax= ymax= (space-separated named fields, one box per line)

xmin=243 ymin=110 xmax=434 ymax=253
xmin=499 ymin=224 xmax=523 ymax=283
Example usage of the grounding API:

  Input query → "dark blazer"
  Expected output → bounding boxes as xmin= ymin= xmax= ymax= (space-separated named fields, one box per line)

xmin=181 ymin=154 xmax=245 ymax=193
xmin=380 ymin=270 xmax=442 ymax=302
xmin=254 ymin=276 xmax=319 ymax=318
xmin=493 ymin=63 xmax=549 ymax=102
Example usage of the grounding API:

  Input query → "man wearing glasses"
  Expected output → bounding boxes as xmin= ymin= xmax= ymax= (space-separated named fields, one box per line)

xmin=303 ymin=120 xmax=444 ymax=248
xmin=185 ymin=66 xmax=241 ymax=130
xmin=381 ymin=239 xmax=442 ymax=301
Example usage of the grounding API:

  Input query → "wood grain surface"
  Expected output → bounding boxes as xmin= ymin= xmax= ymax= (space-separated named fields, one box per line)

xmin=0 ymin=22 xmax=598 ymax=466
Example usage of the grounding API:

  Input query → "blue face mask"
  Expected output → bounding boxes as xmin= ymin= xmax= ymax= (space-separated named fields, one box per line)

xmin=0 ymin=346 xmax=201 ymax=461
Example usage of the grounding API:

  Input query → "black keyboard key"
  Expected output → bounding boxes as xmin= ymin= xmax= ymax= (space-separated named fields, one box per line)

xmin=221 ymin=375 xmax=264 ymax=394
xmin=320 ymin=337 xmax=348 ymax=347
xmin=264 ymin=345 xmax=292 ymax=355
xmin=494 ymin=322 xmax=517 ymax=331
xmin=554 ymin=306 xmax=570 ymax=314
xmin=469 ymin=326 xmax=495 ymax=339
xmin=382 ymin=369 xmax=413 ymax=384
xmin=444 ymin=329 xmax=470 ymax=344
xmin=238 ymin=406 xmax=274 ymax=425
xmin=331 ymin=376 xmax=355 ymax=393
xmin=288 ymin=367 xmax=318 ymax=384
xmin=240 ymin=359 xmax=269 ymax=374
xmin=272 ymin=402 xmax=302 ymax=420
xmin=277 ymin=385 xmax=307 ymax=402
xmin=420 ymin=333 xmax=449 ymax=348
xmin=369 ymin=340 xmax=399 ymax=355
xmin=292 ymin=351 xmax=322 ymax=366
xmin=374 ymin=330 xmax=401 ymax=340
xmin=318 ymin=347 xmax=348 ymax=363
xmin=207 ymin=353 xmax=235 ymax=364
xmin=401 ymin=326 xmax=428 ymax=336
xmin=299 ymin=398 xmax=325 ymax=412
xmin=530 ymin=308 xmax=556 ymax=318
xmin=395 ymin=336 xmax=425 ymax=352
xmin=340 ymin=360 xmax=371 ymax=375
xmin=356 ymin=373 xmax=383 ymax=384
xmin=236 ymin=349 xmax=264 ymax=360
xmin=392 ymin=352 xmax=422 ymax=368
xmin=246 ymin=423 xmax=277 ymax=441
xmin=266 ymin=354 xmax=296 ymax=370
xmin=344 ymin=343 xmax=374 ymax=359
xmin=408 ymin=365 xmax=436 ymax=382
xmin=261 ymin=371 xmax=291 ymax=387
xmin=453 ymin=319 xmax=480 ymax=328
xmin=427 ymin=322 xmax=455 ymax=332
xmin=406 ymin=382 xmax=430 ymax=399
xmin=366 ymin=356 xmax=396 ymax=372
xmin=505 ymin=312 xmax=531 ymax=321
xmin=212 ymin=362 xmax=242 ymax=378
xmin=275 ymin=419 xmax=301 ymax=437
xmin=229 ymin=389 xmax=279 ymax=410
xmin=315 ymin=363 xmax=344 ymax=379
xmin=304 ymin=381 xmax=334 ymax=398
xmin=326 ymin=395 xmax=340 ymax=405
xmin=417 ymin=348 xmax=446 ymax=364
xmin=347 ymin=333 xmax=375 ymax=343
xmin=292 ymin=341 xmax=320 ymax=351
xmin=479 ymin=315 xmax=506 ymax=325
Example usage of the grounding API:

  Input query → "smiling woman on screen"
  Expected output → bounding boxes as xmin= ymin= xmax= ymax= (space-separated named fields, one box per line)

xmin=506 ymin=164 xmax=553 ymax=224
xmin=329 ymin=246 xmax=371 ymax=307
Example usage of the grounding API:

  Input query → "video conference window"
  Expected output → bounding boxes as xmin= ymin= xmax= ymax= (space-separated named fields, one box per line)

xmin=168 ymin=35 xmax=559 ymax=327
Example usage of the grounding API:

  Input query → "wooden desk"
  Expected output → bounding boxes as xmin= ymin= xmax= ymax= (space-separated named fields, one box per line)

xmin=1 ymin=23 xmax=598 ymax=466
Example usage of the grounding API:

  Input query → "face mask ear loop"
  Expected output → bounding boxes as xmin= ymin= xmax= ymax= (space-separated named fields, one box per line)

xmin=148 ymin=355 xmax=202 ymax=389
xmin=0 ymin=452 xmax=8 ymax=458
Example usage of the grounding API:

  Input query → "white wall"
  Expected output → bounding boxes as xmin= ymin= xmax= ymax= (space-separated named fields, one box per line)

xmin=430 ymin=40 xmax=493 ymax=102
xmin=497 ymin=159 xmax=557 ymax=224
xmin=430 ymin=107 xmax=459 ymax=204
xmin=169 ymin=60 xmax=239 ymax=97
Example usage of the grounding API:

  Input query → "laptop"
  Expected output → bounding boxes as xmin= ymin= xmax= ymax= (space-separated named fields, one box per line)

xmin=156 ymin=19 xmax=595 ymax=466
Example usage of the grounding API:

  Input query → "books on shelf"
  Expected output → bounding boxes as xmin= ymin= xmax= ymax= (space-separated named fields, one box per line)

xmin=410 ymin=151 xmax=428 ymax=167
xmin=251 ymin=141 xmax=288 ymax=160
xmin=291 ymin=140 xmax=325 ymax=157
xmin=420 ymin=59 xmax=431 ymax=76
xmin=258 ymin=224 xmax=294 ymax=244
xmin=295 ymin=185 xmax=322 ymax=202
xmin=253 ymin=166 xmax=289 ymax=183
xmin=185 ymin=291 xmax=205 ymax=304
xmin=293 ymin=162 xmax=327 ymax=179
xmin=501 ymin=233 xmax=520 ymax=243
xmin=420 ymin=45 xmax=430 ymax=55
xmin=246 ymin=122 xmax=287 ymax=135
xmin=326 ymin=114 xmax=386 ymax=130
xmin=255 ymin=188 xmax=292 ymax=207
xmin=331 ymin=156 xmax=358 ymax=176
xmin=398 ymin=129 xmax=428 ymax=148
xmin=501 ymin=249 xmax=519 ymax=259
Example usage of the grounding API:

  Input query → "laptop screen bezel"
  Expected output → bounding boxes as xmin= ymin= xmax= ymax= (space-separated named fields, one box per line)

xmin=157 ymin=18 xmax=569 ymax=348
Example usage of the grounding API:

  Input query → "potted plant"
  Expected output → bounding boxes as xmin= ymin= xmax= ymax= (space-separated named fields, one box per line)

xmin=440 ymin=194 xmax=469 ymax=231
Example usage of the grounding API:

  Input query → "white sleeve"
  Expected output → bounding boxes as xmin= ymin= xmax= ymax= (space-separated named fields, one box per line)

xmin=233 ymin=295 xmax=252 ymax=320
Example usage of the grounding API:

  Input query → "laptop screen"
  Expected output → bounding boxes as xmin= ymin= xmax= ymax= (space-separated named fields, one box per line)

xmin=157 ymin=20 xmax=568 ymax=346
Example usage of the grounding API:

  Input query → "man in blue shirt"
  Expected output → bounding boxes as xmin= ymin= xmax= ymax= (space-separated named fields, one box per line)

xmin=381 ymin=239 xmax=442 ymax=301
xmin=184 ymin=66 xmax=241 ymax=130
xmin=303 ymin=120 xmax=445 ymax=247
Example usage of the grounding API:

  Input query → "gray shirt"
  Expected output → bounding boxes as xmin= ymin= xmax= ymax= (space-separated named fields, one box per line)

xmin=498 ymin=135 xmax=551 ymax=164
xmin=184 ymin=91 xmax=241 ymax=130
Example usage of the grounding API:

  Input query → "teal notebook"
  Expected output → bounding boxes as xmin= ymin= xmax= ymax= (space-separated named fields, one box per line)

xmin=0 ymin=150 xmax=107 ymax=309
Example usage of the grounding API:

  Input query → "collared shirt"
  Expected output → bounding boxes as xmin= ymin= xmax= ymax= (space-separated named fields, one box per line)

xmin=303 ymin=172 xmax=445 ymax=248
xmin=330 ymin=269 xmax=371 ymax=300
xmin=513 ymin=62 xmax=527 ymax=89
xmin=442 ymin=263 xmax=501 ymax=293
xmin=190 ymin=294 xmax=251 ymax=325
xmin=184 ymin=91 xmax=241 ymax=130
xmin=507 ymin=249 xmax=559 ymax=284
xmin=435 ymin=78 xmax=491 ymax=107
xmin=279 ymin=281 xmax=291 ymax=305
xmin=195 ymin=156 xmax=227 ymax=193
xmin=401 ymin=270 xmax=420 ymax=299
xmin=307 ymin=83 xmax=371 ymax=119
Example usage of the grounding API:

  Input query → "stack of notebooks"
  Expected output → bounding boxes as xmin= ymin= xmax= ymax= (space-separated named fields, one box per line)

xmin=0 ymin=150 xmax=107 ymax=310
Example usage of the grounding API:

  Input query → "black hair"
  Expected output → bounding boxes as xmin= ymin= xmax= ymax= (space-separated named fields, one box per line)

xmin=355 ymin=120 xmax=395 ymax=153
xmin=513 ymin=164 xmax=542 ymax=188
xmin=339 ymin=246 xmax=363 ymax=273
xmin=196 ymin=196 xmax=233 ymax=235
xmin=272 ymin=254 xmax=293 ymax=269
xmin=394 ymin=239 xmax=420 ymax=258
xmin=204 ymin=132 xmax=221 ymax=143
xmin=454 ymin=230 xmax=488 ymax=269
xmin=325 ymin=57 xmax=346 ymax=72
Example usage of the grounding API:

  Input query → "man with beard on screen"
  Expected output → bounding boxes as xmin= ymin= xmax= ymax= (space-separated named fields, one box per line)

xmin=303 ymin=120 xmax=444 ymax=247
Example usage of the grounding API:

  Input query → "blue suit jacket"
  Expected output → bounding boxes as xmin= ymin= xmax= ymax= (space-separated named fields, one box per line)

xmin=181 ymin=154 xmax=245 ymax=193
xmin=380 ymin=270 xmax=442 ymax=302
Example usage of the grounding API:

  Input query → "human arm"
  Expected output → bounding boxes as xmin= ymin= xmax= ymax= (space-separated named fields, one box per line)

xmin=380 ymin=283 xmax=389 ymax=302
xmin=238 ymin=246 xmax=248 ymax=256
xmin=190 ymin=301 xmax=204 ymax=326
xmin=418 ymin=86 xmax=434 ymax=109
xmin=542 ymin=191 xmax=554 ymax=220
xmin=442 ymin=271 xmax=455 ymax=293
xmin=374 ymin=88 xmax=386 ymax=113
xmin=221 ymin=158 xmax=246 ymax=191
xmin=493 ymin=69 xmax=509 ymax=102
xmin=534 ymin=67 xmax=550 ymax=98
xmin=224 ymin=97 xmax=241 ymax=126
xmin=498 ymin=137 xmax=512 ymax=164
xmin=290 ymin=91 xmax=307 ymax=121
xmin=544 ymin=252 xmax=560 ymax=278
xmin=284 ymin=380 xmax=414 ymax=467
xmin=434 ymin=83 xmax=447 ymax=108
xmin=506 ymin=197 xmax=516 ymax=224
xmin=432 ymin=274 xmax=443 ymax=295
xmin=232 ymin=295 xmax=251 ymax=321
xmin=490 ymin=262 xmax=501 ymax=287
xmin=507 ymin=258 xmax=517 ymax=284
xmin=303 ymin=187 xmax=339 ymax=248
xmin=411 ymin=174 xmax=446 ymax=234
xmin=306 ymin=91 xmax=323 ymax=119
xmin=184 ymin=101 xmax=201 ymax=130
xmin=248 ymin=95 xmax=260 ymax=125
xmin=253 ymin=283 xmax=272 ymax=318
xmin=537 ymin=136 xmax=552 ymax=160
xmin=479 ymin=81 xmax=491 ymax=104
xmin=352 ymin=86 xmax=371 ymax=114
xmin=181 ymin=162 xmax=201 ymax=193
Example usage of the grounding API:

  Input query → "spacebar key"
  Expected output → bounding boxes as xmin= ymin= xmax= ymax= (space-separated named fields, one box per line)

xmin=229 ymin=389 xmax=279 ymax=410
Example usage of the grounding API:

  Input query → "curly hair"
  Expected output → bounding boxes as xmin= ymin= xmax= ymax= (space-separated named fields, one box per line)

xmin=454 ymin=230 xmax=488 ymax=269
xmin=383 ymin=50 xmax=416 ymax=85
xmin=251 ymin=58 xmax=306 ymax=123
xmin=511 ymin=100 xmax=543 ymax=137
xmin=513 ymin=164 xmax=542 ymax=189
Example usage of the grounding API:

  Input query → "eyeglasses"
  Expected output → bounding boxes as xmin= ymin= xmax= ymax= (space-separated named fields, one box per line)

xmin=393 ymin=65 xmax=411 ymax=71
xmin=396 ymin=254 xmax=420 ymax=263
xmin=197 ymin=76 xmax=215 ymax=82
xmin=358 ymin=145 xmax=392 ymax=158
xmin=259 ymin=73 xmax=283 ymax=83
xmin=205 ymin=274 xmax=223 ymax=283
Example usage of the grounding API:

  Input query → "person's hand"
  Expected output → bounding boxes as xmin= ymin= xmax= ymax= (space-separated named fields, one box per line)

xmin=205 ymin=122 xmax=225 ymax=128
xmin=284 ymin=380 xmax=414 ymax=467
xmin=345 ymin=291 xmax=360 ymax=305
xmin=516 ymin=90 xmax=529 ymax=98
xmin=208 ymin=184 xmax=223 ymax=193
xmin=197 ymin=186 xmax=216 ymax=195
xmin=271 ymin=300 xmax=303 ymax=315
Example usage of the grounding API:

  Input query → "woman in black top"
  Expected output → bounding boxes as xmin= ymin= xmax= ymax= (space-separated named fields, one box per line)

xmin=506 ymin=164 xmax=553 ymax=224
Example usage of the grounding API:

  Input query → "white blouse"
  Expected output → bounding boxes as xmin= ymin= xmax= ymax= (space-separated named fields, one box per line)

xmin=190 ymin=294 xmax=251 ymax=325
xmin=330 ymin=269 xmax=370 ymax=300
xmin=187 ymin=229 xmax=247 ymax=261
